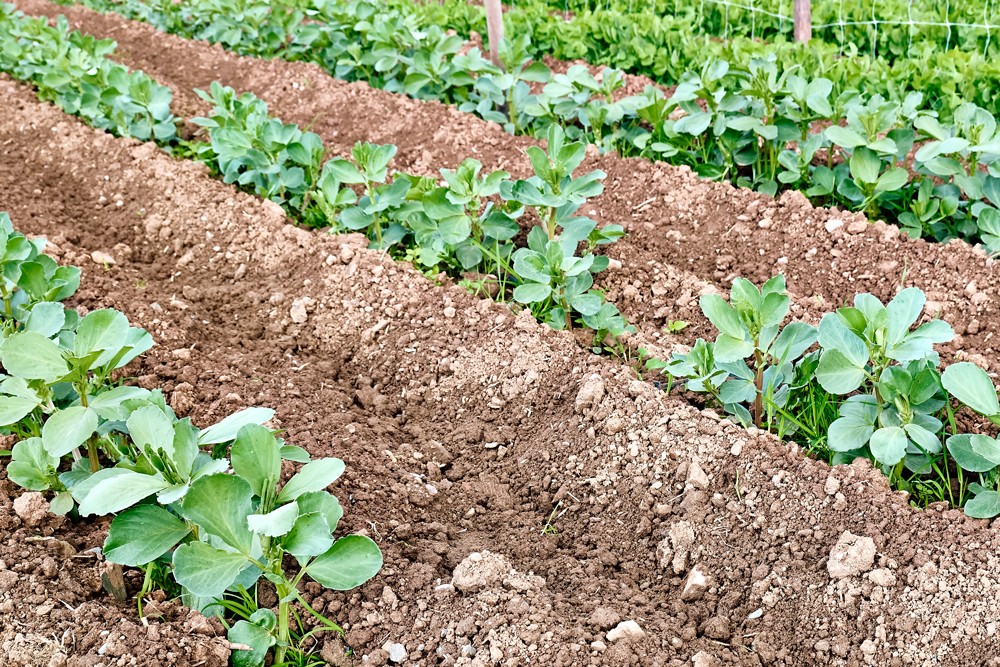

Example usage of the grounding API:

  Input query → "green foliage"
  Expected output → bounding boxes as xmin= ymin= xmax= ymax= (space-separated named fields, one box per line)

xmin=0 ymin=212 xmax=383 ymax=667
xmin=657 ymin=275 xmax=1000 ymax=517
xmin=192 ymin=85 xmax=631 ymax=339
xmin=53 ymin=0 xmax=1000 ymax=253
xmin=0 ymin=4 xmax=178 ymax=142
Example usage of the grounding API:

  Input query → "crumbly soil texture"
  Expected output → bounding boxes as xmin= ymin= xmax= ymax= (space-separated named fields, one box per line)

xmin=1 ymin=3 xmax=1000 ymax=666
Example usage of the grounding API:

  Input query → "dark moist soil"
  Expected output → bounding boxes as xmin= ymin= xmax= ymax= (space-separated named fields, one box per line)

xmin=4 ymin=71 xmax=1000 ymax=666
xmin=1 ymin=3 xmax=1000 ymax=666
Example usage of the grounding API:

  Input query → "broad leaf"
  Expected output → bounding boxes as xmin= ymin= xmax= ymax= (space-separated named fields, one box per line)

xmin=306 ymin=535 xmax=383 ymax=590
xmin=277 ymin=458 xmax=345 ymax=503
xmin=173 ymin=541 xmax=248 ymax=598
xmin=104 ymin=505 xmax=192 ymax=566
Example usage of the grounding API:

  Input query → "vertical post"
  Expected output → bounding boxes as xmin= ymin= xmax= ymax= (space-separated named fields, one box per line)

xmin=485 ymin=0 xmax=505 ymax=67
xmin=794 ymin=0 xmax=812 ymax=43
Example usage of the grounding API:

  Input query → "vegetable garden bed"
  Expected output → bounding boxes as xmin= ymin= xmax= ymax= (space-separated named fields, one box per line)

xmin=2 ymin=2 xmax=1000 ymax=666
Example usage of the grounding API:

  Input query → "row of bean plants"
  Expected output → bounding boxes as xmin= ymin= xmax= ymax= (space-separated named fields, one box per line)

xmin=53 ymin=0 xmax=1000 ymax=253
xmin=393 ymin=0 xmax=1000 ymax=119
xmin=646 ymin=276 xmax=1000 ymax=518
xmin=507 ymin=0 xmax=999 ymax=58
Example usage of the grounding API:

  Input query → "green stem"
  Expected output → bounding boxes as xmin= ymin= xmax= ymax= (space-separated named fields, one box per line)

xmin=753 ymin=347 xmax=764 ymax=428
xmin=275 ymin=582 xmax=293 ymax=665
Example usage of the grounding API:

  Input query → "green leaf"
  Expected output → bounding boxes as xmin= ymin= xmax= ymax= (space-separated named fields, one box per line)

xmin=42 ymin=406 xmax=98 ymax=458
xmin=74 ymin=309 xmax=129 ymax=364
xmin=7 ymin=438 xmax=57 ymax=491
xmin=816 ymin=349 xmax=866 ymax=394
xmin=89 ymin=386 xmax=151 ymax=420
xmin=182 ymin=474 xmax=255 ymax=553
xmin=283 ymin=511 xmax=334 ymax=561
xmin=713 ymin=333 xmax=754 ymax=362
xmin=869 ymin=427 xmax=908 ymax=466
xmin=849 ymin=147 xmax=882 ymax=185
xmin=0 ymin=395 xmax=41 ymax=426
xmin=127 ymin=404 xmax=176 ymax=460
xmin=24 ymin=302 xmax=66 ymax=337
xmin=78 ymin=471 xmax=170 ymax=517
xmin=1 ymin=331 xmax=69 ymax=382
xmin=104 ymin=505 xmax=192 ymax=566
xmin=827 ymin=415 xmax=874 ymax=452
xmin=247 ymin=502 xmax=299 ymax=537
xmin=306 ymin=535 xmax=383 ymax=590
xmin=512 ymin=282 xmax=552 ymax=304
xmin=949 ymin=435 xmax=1000 ymax=473
xmin=228 ymin=620 xmax=275 ymax=667
xmin=49 ymin=491 xmax=74 ymax=516
xmin=885 ymin=288 xmax=925 ymax=344
xmin=199 ymin=407 xmax=275 ymax=445
xmin=296 ymin=491 xmax=343 ymax=533
xmin=700 ymin=294 xmax=745 ymax=339
xmin=942 ymin=362 xmax=1000 ymax=417
xmin=277 ymin=458 xmax=346 ymax=503
xmin=231 ymin=425 xmax=281 ymax=497
xmin=964 ymin=490 xmax=1000 ymax=519
xmin=173 ymin=541 xmax=248 ymax=598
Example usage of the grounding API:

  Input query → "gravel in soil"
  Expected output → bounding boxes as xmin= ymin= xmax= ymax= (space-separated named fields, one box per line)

xmin=3 ymin=69 xmax=1000 ymax=666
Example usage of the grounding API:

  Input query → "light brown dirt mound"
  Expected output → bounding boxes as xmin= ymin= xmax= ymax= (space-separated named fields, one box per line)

xmin=12 ymin=0 xmax=1000 ymax=370
xmin=3 ymin=73 xmax=1000 ymax=666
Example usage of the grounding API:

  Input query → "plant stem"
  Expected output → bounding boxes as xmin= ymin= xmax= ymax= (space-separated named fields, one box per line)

xmin=753 ymin=348 xmax=764 ymax=428
xmin=275 ymin=582 xmax=292 ymax=665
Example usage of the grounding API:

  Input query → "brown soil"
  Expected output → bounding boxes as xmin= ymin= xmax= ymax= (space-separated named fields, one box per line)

xmin=13 ymin=0 xmax=1000 ymax=369
xmin=0 ymin=2 xmax=999 ymax=666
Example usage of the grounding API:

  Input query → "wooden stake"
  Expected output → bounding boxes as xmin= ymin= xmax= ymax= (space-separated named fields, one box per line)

xmin=485 ymin=0 xmax=505 ymax=67
xmin=794 ymin=0 xmax=812 ymax=43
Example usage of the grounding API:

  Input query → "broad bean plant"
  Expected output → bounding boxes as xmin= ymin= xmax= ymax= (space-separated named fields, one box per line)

xmin=192 ymin=85 xmax=633 ymax=342
xmin=0 ymin=212 xmax=381 ymax=667
xmin=656 ymin=275 xmax=1000 ymax=518
xmin=51 ymin=0 xmax=1000 ymax=254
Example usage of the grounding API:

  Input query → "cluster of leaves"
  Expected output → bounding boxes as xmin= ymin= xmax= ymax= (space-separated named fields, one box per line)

xmin=191 ymin=83 xmax=633 ymax=342
xmin=0 ymin=4 xmax=177 ymax=142
xmin=653 ymin=275 xmax=1000 ymax=518
xmin=56 ymin=0 xmax=1000 ymax=253
xmin=492 ymin=0 xmax=1000 ymax=63
xmin=0 ymin=211 xmax=381 ymax=667
xmin=395 ymin=0 xmax=1000 ymax=120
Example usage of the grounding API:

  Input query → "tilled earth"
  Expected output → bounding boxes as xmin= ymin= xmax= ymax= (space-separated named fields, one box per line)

xmin=0 ymin=3 xmax=999 ymax=666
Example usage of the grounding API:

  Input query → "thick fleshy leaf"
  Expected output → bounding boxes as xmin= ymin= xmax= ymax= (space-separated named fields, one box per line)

xmin=228 ymin=619 xmax=275 ymax=667
xmin=1 ymin=331 xmax=69 ymax=382
xmin=306 ymin=535 xmax=383 ymax=590
xmin=198 ymin=407 xmax=275 ymax=445
xmin=827 ymin=416 xmax=874 ymax=452
xmin=283 ymin=511 xmax=334 ymax=561
xmin=816 ymin=349 xmax=867 ymax=394
xmin=296 ymin=491 xmax=343 ymax=533
xmin=127 ymin=404 xmax=176 ymax=460
xmin=276 ymin=458 xmax=345 ymax=503
xmin=78 ymin=471 xmax=170 ymax=517
xmin=942 ymin=362 xmax=1000 ymax=417
xmin=104 ymin=505 xmax=192 ymax=566
xmin=713 ymin=332 xmax=754 ymax=362
xmin=947 ymin=435 xmax=998 ymax=473
xmin=869 ymin=427 xmax=908 ymax=466
xmin=700 ymin=294 xmax=745 ymax=339
xmin=247 ymin=502 xmax=299 ymax=537
xmin=0 ymin=395 xmax=41 ymax=426
xmin=42 ymin=406 xmax=98 ymax=458
xmin=182 ymin=474 xmax=255 ymax=553
xmin=173 ymin=541 xmax=247 ymax=598
xmin=231 ymin=425 xmax=281 ymax=497
xmin=964 ymin=490 xmax=1000 ymax=519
